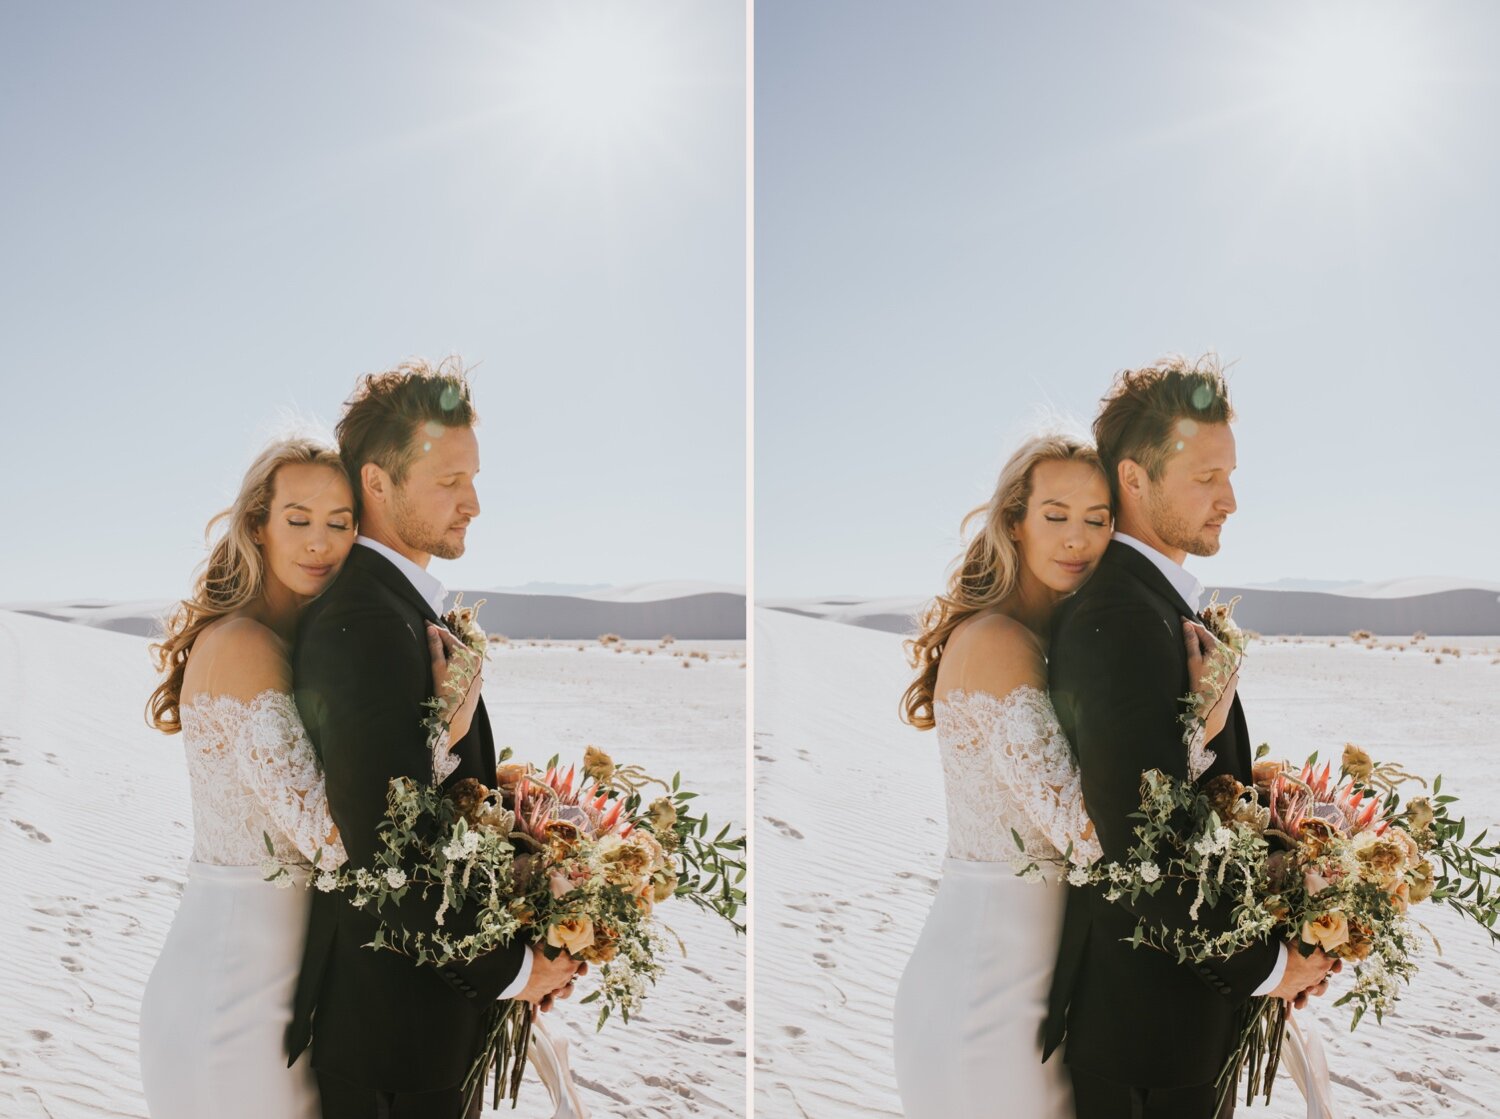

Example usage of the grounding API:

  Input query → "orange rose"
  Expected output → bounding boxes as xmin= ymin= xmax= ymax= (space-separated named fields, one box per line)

xmin=546 ymin=917 xmax=595 ymax=956
xmin=1302 ymin=911 xmax=1350 ymax=952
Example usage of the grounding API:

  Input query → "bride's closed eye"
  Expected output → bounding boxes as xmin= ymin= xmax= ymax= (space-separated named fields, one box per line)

xmin=287 ymin=519 xmax=352 ymax=530
xmin=1044 ymin=515 xmax=1109 ymax=527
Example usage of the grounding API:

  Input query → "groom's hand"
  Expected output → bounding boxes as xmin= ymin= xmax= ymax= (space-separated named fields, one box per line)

xmin=535 ymin=961 xmax=589 ymax=1015
xmin=1269 ymin=946 xmax=1337 ymax=1006
xmin=517 ymin=947 xmax=582 ymax=1011
xmin=1290 ymin=957 xmax=1342 ymax=1009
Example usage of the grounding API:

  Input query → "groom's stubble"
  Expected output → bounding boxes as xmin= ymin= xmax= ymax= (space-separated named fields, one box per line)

xmin=1144 ymin=480 xmax=1224 ymax=558
xmin=391 ymin=480 xmax=466 ymax=560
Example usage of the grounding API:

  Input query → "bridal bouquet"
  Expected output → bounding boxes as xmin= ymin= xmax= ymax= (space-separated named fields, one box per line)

xmin=462 ymin=749 xmax=746 ymax=1107
xmin=1037 ymin=598 xmax=1500 ymax=1108
xmin=301 ymin=745 xmax=744 ymax=1109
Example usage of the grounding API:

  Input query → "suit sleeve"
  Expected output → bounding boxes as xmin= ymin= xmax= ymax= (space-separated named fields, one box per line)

xmin=295 ymin=605 xmax=526 ymax=1000
xmin=1052 ymin=596 xmax=1279 ymax=1001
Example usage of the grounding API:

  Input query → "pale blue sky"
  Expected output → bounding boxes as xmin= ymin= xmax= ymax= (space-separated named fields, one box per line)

xmin=756 ymin=1 xmax=1500 ymax=599
xmin=0 ymin=2 xmax=744 ymax=602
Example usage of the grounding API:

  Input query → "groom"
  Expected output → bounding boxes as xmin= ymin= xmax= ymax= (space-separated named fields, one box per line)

xmin=288 ymin=360 xmax=579 ymax=1117
xmin=1045 ymin=357 xmax=1335 ymax=1118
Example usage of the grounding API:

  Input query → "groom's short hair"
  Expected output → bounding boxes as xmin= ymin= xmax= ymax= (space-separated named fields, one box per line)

xmin=337 ymin=357 xmax=477 ymax=516
xmin=1093 ymin=354 xmax=1234 ymax=502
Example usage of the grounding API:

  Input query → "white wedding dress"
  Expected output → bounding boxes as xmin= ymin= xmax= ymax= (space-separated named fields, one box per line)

xmin=894 ymin=685 xmax=1099 ymax=1119
xmin=138 ymin=690 xmax=348 ymax=1119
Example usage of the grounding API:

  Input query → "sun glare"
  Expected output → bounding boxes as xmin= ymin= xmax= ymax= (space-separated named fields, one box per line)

xmin=483 ymin=6 xmax=691 ymax=176
xmin=1262 ymin=9 xmax=1437 ymax=143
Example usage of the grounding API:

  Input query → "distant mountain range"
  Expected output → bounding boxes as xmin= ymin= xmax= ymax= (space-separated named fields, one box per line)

xmin=4 ymin=580 xmax=748 ymax=641
xmin=761 ymin=578 xmax=1500 ymax=637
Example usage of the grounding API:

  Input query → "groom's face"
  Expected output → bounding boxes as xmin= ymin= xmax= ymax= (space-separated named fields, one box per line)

xmin=1142 ymin=420 xmax=1237 ymax=558
xmin=390 ymin=422 xmax=481 ymax=561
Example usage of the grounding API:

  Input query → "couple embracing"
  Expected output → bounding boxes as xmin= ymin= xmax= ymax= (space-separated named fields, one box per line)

xmin=894 ymin=356 xmax=1340 ymax=1119
xmin=139 ymin=360 xmax=581 ymax=1118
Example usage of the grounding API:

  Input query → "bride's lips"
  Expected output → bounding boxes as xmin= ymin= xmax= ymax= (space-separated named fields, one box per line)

xmin=299 ymin=563 xmax=334 ymax=578
xmin=1055 ymin=559 xmax=1089 ymax=575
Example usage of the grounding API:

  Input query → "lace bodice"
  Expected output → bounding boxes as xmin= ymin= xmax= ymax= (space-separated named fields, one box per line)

xmin=933 ymin=685 xmax=1102 ymax=869
xmin=179 ymin=690 xmax=350 ymax=869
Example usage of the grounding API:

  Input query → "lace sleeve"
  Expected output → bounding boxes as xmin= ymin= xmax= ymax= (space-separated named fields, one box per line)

xmin=227 ymin=691 xmax=349 ymax=869
xmin=431 ymin=726 xmax=460 ymax=783
xmin=941 ymin=686 xmax=1103 ymax=866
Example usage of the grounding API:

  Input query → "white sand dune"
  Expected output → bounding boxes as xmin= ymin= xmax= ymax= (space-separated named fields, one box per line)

xmin=1342 ymin=577 xmax=1500 ymax=599
xmin=576 ymin=582 xmax=746 ymax=603
xmin=753 ymin=607 xmax=1500 ymax=1118
xmin=1 ymin=599 xmax=175 ymax=638
xmin=0 ymin=610 xmax=745 ymax=1119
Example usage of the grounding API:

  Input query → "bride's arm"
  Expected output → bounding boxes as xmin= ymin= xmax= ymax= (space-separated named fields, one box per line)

xmin=196 ymin=618 xmax=346 ymax=868
xmin=939 ymin=617 xmax=1101 ymax=865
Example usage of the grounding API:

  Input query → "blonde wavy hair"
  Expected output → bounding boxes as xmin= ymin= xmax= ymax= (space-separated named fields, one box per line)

xmin=900 ymin=434 xmax=1107 ymax=731
xmin=146 ymin=438 xmax=350 ymax=734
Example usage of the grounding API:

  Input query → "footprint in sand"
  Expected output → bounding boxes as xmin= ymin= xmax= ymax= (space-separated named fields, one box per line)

xmin=782 ymin=1025 xmax=806 ymax=1038
xmin=725 ymin=997 xmax=745 ymax=1012
xmin=60 ymin=957 xmax=83 ymax=974
xmin=11 ymin=819 xmax=51 ymax=842
xmin=27 ymin=1030 xmax=52 ymax=1042
xmin=763 ymin=816 xmax=804 ymax=839
xmin=812 ymin=952 xmax=835 ymax=970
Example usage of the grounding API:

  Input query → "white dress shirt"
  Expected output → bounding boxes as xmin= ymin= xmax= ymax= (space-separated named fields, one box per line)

xmin=350 ymin=539 xmax=534 ymax=998
xmin=1110 ymin=532 xmax=1288 ymax=998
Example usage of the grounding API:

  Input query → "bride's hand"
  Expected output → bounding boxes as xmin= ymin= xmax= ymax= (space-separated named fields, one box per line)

xmin=1183 ymin=619 xmax=1238 ymax=742
xmin=428 ymin=624 xmax=483 ymax=744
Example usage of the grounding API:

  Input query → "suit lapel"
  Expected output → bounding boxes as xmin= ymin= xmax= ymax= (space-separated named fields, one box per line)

xmin=347 ymin=543 xmax=442 ymax=625
xmin=1106 ymin=539 xmax=1196 ymax=620
xmin=343 ymin=547 xmax=499 ymax=788
xmin=1105 ymin=540 xmax=1255 ymax=781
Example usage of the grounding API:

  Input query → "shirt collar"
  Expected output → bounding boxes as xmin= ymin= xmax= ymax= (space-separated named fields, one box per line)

xmin=1113 ymin=531 xmax=1204 ymax=614
xmin=355 ymin=536 xmax=448 ymax=617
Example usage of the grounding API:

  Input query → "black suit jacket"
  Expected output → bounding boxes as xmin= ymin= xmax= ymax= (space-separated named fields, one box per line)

xmin=1044 ymin=540 xmax=1278 ymax=1088
xmin=286 ymin=544 xmax=526 ymax=1093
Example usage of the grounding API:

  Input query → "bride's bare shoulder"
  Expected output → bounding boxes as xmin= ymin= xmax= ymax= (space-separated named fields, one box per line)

xmin=185 ymin=615 xmax=292 ymax=702
xmin=936 ymin=612 xmax=1047 ymax=704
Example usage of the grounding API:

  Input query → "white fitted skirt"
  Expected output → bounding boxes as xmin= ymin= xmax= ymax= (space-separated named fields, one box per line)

xmin=893 ymin=857 xmax=1073 ymax=1119
xmin=139 ymin=862 xmax=318 ymax=1119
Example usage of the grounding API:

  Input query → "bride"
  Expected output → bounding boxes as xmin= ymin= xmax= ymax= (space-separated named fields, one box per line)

xmin=891 ymin=434 xmax=1234 ymax=1118
xmin=138 ymin=438 xmax=477 ymax=1118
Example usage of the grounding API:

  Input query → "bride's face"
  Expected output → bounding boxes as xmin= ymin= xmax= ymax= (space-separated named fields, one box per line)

xmin=254 ymin=463 xmax=357 ymax=598
xmin=1012 ymin=460 xmax=1112 ymax=594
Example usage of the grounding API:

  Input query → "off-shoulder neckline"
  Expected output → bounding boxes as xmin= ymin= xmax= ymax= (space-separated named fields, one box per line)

xmin=180 ymin=689 xmax=295 ymax=716
xmin=933 ymin=684 xmax=1049 ymax=711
